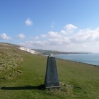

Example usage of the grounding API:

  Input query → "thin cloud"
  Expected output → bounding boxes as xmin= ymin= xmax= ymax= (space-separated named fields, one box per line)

xmin=48 ymin=31 xmax=62 ymax=38
xmin=0 ymin=33 xmax=12 ymax=40
xmin=41 ymin=34 xmax=47 ymax=38
xmin=64 ymin=24 xmax=78 ymax=33
xmin=34 ymin=36 xmax=39 ymax=40
xmin=25 ymin=18 xmax=33 ymax=26
xmin=70 ymin=28 xmax=99 ymax=43
xmin=60 ymin=30 xmax=67 ymax=35
xmin=31 ymin=36 xmax=39 ymax=40
xmin=51 ymin=21 xmax=55 ymax=28
xmin=17 ymin=34 xmax=25 ymax=39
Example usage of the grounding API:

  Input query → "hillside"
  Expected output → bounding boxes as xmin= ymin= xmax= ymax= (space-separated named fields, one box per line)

xmin=0 ymin=43 xmax=24 ymax=80
xmin=32 ymin=49 xmax=90 ymax=55
xmin=0 ymin=43 xmax=38 ymax=80
xmin=0 ymin=43 xmax=99 ymax=99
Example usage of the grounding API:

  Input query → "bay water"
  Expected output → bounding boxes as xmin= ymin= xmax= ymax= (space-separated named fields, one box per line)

xmin=55 ymin=53 xmax=99 ymax=66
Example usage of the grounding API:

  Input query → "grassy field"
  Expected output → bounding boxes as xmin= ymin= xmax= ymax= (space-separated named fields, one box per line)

xmin=0 ymin=43 xmax=99 ymax=99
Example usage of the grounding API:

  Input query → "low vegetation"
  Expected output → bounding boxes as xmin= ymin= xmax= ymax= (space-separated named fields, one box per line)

xmin=0 ymin=43 xmax=99 ymax=99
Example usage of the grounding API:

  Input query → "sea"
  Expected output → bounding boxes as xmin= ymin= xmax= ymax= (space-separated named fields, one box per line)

xmin=55 ymin=53 xmax=99 ymax=66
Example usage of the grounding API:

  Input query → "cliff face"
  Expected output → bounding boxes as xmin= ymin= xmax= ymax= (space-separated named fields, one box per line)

xmin=19 ymin=46 xmax=39 ymax=54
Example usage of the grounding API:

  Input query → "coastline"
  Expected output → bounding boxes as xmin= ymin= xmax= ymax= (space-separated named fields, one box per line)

xmin=55 ymin=57 xmax=99 ymax=67
xmin=43 ymin=54 xmax=99 ymax=67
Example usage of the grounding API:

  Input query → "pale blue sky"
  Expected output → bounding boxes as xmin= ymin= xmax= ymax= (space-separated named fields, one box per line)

xmin=0 ymin=0 xmax=99 ymax=52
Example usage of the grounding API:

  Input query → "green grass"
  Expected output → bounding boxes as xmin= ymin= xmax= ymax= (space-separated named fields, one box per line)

xmin=0 ymin=43 xmax=99 ymax=99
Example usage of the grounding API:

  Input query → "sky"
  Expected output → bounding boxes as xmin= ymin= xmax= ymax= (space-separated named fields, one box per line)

xmin=0 ymin=0 xmax=99 ymax=52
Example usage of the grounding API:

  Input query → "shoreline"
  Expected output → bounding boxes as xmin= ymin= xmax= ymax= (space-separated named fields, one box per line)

xmin=55 ymin=57 xmax=99 ymax=67
xmin=42 ymin=54 xmax=99 ymax=67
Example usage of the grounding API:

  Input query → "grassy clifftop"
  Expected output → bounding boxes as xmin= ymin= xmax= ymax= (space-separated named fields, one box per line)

xmin=0 ymin=43 xmax=99 ymax=99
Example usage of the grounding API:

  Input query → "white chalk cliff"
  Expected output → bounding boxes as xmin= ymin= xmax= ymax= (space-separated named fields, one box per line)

xmin=19 ymin=47 xmax=39 ymax=54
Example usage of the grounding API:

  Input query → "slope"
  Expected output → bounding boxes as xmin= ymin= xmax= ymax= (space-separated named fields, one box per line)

xmin=0 ymin=43 xmax=99 ymax=99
